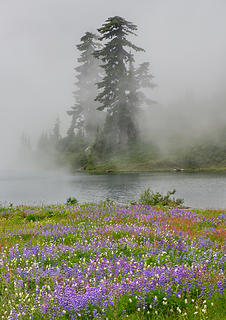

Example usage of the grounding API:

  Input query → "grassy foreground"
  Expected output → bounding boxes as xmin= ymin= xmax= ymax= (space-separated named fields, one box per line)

xmin=0 ymin=203 xmax=225 ymax=319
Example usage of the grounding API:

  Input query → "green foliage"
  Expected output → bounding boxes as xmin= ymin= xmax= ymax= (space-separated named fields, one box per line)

xmin=94 ymin=16 xmax=153 ymax=148
xmin=181 ymin=142 xmax=226 ymax=169
xmin=85 ymin=154 xmax=96 ymax=170
xmin=66 ymin=197 xmax=78 ymax=206
xmin=78 ymin=151 xmax=89 ymax=168
xmin=139 ymin=188 xmax=184 ymax=207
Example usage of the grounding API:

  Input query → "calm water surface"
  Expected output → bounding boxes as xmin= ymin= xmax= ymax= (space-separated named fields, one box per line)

xmin=0 ymin=170 xmax=226 ymax=209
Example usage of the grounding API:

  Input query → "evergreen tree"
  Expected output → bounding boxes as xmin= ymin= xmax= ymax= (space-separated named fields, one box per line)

xmin=20 ymin=132 xmax=32 ymax=153
xmin=37 ymin=132 xmax=50 ymax=154
xmin=95 ymin=16 xmax=148 ymax=146
xmin=67 ymin=32 xmax=102 ymax=139
xmin=50 ymin=117 xmax=61 ymax=146
xmin=18 ymin=133 xmax=34 ymax=167
xmin=126 ymin=61 xmax=155 ymax=140
xmin=135 ymin=62 xmax=156 ymax=105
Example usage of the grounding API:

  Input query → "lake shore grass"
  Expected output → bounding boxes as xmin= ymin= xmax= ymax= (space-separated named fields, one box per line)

xmin=0 ymin=203 xmax=225 ymax=319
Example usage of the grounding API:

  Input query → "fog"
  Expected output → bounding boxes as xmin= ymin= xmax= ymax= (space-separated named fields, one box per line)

xmin=0 ymin=0 xmax=226 ymax=170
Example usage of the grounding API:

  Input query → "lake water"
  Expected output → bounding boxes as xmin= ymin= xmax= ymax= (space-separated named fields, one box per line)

xmin=0 ymin=170 xmax=226 ymax=209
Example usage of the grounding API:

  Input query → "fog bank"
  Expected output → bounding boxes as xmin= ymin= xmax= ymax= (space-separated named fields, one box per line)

xmin=0 ymin=0 xmax=225 ymax=170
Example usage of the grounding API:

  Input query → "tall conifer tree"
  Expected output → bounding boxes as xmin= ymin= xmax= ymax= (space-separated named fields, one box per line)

xmin=95 ymin=16 xmax=148 ymax=146
xmin=67 ymin=32 xmax=102 ymax=139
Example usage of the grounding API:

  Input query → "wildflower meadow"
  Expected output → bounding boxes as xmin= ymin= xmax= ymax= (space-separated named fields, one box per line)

xmin=0 ymin=203 xmax=225 ymax=319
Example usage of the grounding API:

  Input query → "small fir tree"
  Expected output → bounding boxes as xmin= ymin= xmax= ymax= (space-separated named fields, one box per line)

xmin=37 ymin=132 xmax=50 ymax=154
xmin=50 ymin=117 xmax=61 ymax=145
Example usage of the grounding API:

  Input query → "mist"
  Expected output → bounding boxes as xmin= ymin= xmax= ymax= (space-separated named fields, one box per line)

xmin=0 ymin=0 xmax=226 ymax=171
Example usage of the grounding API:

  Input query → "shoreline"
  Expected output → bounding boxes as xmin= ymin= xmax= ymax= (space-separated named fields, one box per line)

xmin=80 ymin=166 xmax=226 ymax=174
xmin=1 ymin=202 xmax=226 ymax=213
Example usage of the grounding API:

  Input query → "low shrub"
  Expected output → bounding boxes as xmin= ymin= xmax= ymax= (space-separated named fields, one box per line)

xmin=139 ymin=188 xmax=184 ymax=207
xmin=66 ymin=197 xmax=78 ymax=205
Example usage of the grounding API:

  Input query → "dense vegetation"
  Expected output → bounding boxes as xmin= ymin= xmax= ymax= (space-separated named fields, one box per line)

xmin=19 ymin=16 xmax=226 ymax=172
xmin=0 ymin=203 xmax=225 ymax=319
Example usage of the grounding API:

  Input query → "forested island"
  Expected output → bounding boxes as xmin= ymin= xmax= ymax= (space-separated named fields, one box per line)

xmin=19 ymin=16 xmax=226 ymax=173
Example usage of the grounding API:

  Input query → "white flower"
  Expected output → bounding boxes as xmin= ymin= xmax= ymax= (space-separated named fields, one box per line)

xmin=177 ymin=307 xmax=181 ymax=313
xmin=185 ymin=299 xmax=188 ymax=304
